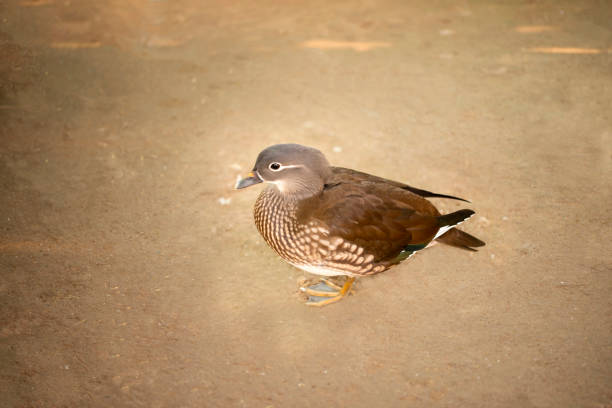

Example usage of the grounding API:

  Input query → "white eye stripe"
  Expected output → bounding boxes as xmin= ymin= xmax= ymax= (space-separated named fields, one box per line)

xmin=269 ymin=163 xmax=304 ymax=171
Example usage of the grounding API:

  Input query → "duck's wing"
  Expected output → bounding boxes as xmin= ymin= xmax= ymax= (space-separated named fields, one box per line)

xmin=329 ymin=167 xmax=470 ymax=203
xmin=297 ymin=182 xmax=441 ymax=263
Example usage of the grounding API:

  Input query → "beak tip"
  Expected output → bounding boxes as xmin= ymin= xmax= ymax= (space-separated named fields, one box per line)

xmin=234 ymin=175 xmax=243 ymax=190
xmin=235 ymin=172 xmax=263 ymax=189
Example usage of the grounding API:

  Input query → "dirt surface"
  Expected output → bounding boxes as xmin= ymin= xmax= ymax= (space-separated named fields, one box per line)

xmin=1 ymin=0 xmax=611 ymax=407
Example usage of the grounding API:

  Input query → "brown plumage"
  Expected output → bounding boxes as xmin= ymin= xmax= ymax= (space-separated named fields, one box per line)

xmin=327 ymin=167 xmax=485 ymax=252
xmin=236 ymin=144 xmax=485 ymax=306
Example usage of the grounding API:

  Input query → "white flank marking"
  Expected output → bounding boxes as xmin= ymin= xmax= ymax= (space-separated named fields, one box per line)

xmin=289 ymin=262 xmax=353 ymax=277
xmin=433 ymin=212 xmax=474 ymax=240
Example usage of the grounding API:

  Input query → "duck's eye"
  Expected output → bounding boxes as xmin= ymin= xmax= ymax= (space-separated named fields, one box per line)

xmin=269 ymin=162 xmax=281 ymax=171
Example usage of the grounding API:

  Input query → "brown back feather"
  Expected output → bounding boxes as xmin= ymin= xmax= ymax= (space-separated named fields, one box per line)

xmin=297 ymin=180 xmax=441 ymax=262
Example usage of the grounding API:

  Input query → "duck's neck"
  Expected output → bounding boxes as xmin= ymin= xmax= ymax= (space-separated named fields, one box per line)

xmin=253 ymin=187 xmax=302 ymax=258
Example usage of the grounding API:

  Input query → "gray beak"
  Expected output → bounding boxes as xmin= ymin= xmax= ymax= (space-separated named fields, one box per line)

xmin=235 ymin=171 xmax=263 ymax=189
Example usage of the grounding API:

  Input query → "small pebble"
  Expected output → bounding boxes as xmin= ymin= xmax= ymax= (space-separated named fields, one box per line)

xmin=332 ymin=146 xmax=343 ymax=153
xmin=218 ymin=197 xmax=231 ymax=205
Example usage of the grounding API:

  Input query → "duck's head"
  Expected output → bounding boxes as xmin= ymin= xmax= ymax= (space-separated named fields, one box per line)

xmin=236 ymin=143 xmax=331 ymax=198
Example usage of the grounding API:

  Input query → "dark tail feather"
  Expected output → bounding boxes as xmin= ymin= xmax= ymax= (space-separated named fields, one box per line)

xmin=436 ymin=228 xmax=486 ymax=251
xmin=401 ymin=185 xmax=471 ymax=203
xmin=434 ymin=209 xmax=484 ymax=251
xmin=437 ymin=209 xmax=475 ymax=227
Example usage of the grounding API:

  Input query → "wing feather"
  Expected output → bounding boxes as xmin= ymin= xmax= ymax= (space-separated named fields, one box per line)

xmin=297 ymin=182 xmax=440 ymax=262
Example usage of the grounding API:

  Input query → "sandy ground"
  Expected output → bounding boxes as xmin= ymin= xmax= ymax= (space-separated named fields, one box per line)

xmin=1 ymin=0 xmax=611 ymax=407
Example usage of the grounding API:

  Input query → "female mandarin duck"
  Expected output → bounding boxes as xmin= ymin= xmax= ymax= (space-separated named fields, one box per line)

xmin=236 ymin=144 xmax=484 ymax=306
